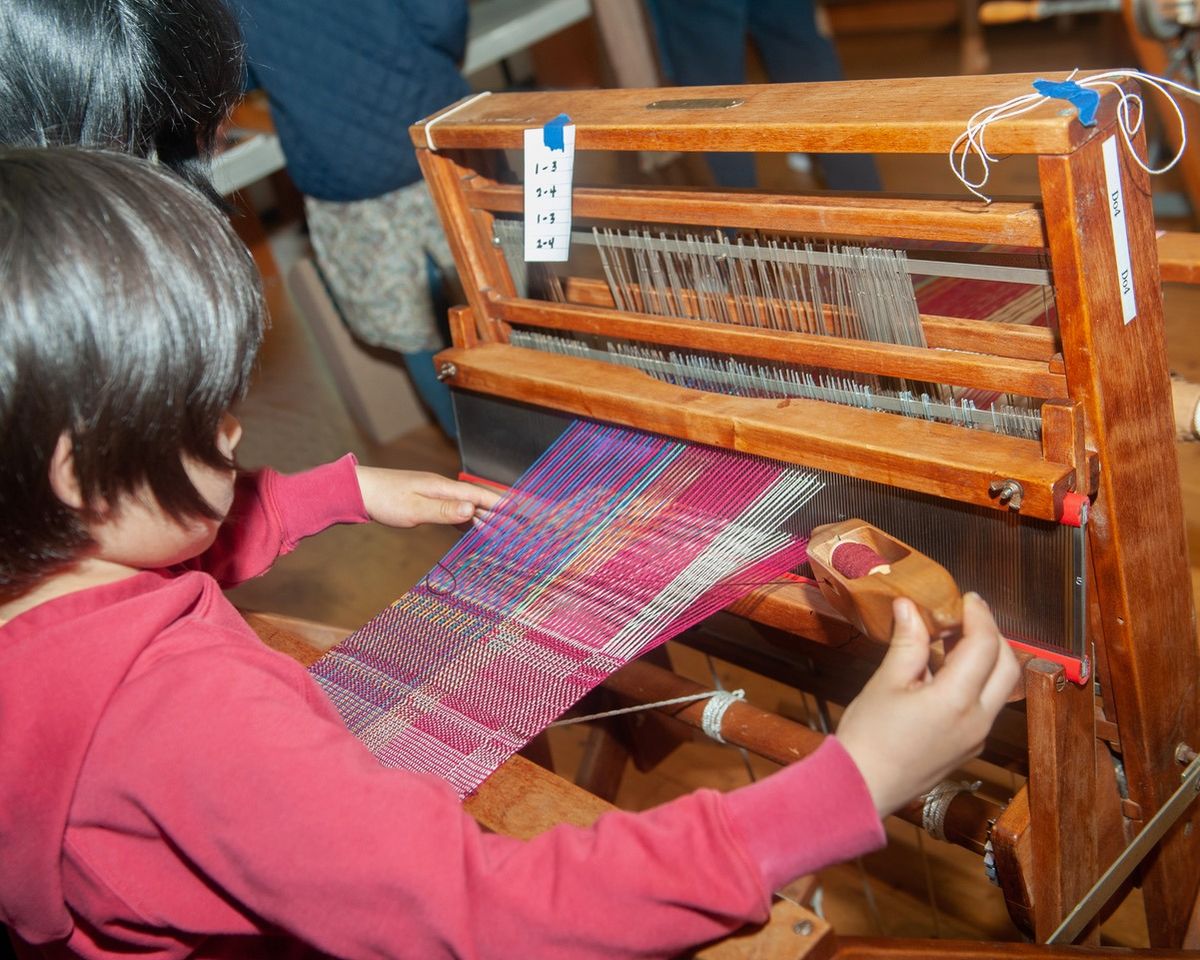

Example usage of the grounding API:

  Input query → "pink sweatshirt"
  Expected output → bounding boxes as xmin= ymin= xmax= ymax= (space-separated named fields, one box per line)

xmin=0 ymin=456 xmax=884 ymax=959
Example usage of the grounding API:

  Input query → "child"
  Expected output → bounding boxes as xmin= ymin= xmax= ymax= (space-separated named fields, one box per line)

xmin=0 ymin=147 xmax=1020 ymax=959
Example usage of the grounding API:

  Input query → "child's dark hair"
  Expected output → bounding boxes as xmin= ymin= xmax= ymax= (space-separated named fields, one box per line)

xmin=0 ymin=0 xmax=244 ymax=195
xmin=0 ymin=148 xmax=264 ymax=599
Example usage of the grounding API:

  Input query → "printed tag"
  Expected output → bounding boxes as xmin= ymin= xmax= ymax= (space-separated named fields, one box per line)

xmin=1102 ymin=135 xmax=1136 ymax=325
xmin=524 ymin=117 xmax=575 ymax=262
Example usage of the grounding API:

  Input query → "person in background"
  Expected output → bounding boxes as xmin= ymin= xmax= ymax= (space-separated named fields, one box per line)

xmin=233 ymin=0 xmax=470 ymax=436
xmin=644 ymin=0 xmax=881 ymax=190
xmin=0 ymin=0 xmax=244 ymax=197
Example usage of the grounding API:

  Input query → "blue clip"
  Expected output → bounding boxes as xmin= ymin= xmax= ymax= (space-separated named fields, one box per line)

xmin=1032 ymin=79 xmax=1100 ymax=127
xmin=542 ymin=113 xmax=571 ymax=151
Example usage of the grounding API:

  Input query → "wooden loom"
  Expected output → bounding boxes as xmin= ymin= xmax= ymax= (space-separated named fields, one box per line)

xmin=403 ymin=74 xmax=1200 ymax=953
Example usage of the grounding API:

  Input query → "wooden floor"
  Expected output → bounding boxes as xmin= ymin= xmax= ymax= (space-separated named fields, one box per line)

xmin=227 ymin=12 xmax=1197 ymax=950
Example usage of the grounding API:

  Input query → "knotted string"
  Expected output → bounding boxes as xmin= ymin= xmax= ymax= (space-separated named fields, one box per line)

xmin=549 ymin=687 xmax=746 ymax=744
xmin=951 ymin=68 xmax=1196 ymax=202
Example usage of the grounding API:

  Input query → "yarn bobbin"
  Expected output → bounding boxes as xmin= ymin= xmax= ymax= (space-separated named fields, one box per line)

xmin=808 ymin=519 xmax=963 ymax=646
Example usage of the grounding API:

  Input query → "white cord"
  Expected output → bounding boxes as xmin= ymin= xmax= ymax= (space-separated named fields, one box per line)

xmin=422 ymin=91 xmax=492 ymax=151
xmin=548 ymin=687 xmax=744 ymax=734
xmin=920 ymin=779 xmax=982 ymax=841
xmin=704 ymin=655 xmax=758 ymax=778
xmin=950 ymin=69 xmax=1198 ymax=202
xmin=700 ymin=688 xmax=746 ymax=743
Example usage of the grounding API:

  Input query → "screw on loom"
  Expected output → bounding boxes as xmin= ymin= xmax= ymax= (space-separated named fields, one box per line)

xmin=792 ymin=920 xmax=814 ymax=936
xmin=987 ymin=478 xmax=1024 ymax=511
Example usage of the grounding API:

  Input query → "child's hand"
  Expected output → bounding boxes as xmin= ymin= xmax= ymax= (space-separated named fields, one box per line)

xmin=355 ymin=466 xmax=501 ymax=528
xmin=835 ymin=593 xmax=1020 ymax=818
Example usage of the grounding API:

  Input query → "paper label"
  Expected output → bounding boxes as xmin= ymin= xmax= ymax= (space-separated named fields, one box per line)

xmin=1102 ymin=135 xmax=1136 ymax=325
xmin=523 ymin=123 xmax=574 ymax=262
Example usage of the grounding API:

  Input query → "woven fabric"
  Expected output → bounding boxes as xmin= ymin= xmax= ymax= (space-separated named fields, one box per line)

xmin=915 ymin=276 xmax=1055 ymax=327
xmin=913 ymin=270 xmax=1056 ymax=411
xmin=310 ymin=421 xmax=822 ymax=796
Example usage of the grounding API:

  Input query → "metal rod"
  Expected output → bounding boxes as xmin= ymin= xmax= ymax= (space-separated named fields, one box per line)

xmin=511 ymin=329 xmax=1043 ymax=437
xmin=550 ymin=226 xmax=1053 ymax=286
xmin=1047 ymin=753 xmax=1200 ymax=943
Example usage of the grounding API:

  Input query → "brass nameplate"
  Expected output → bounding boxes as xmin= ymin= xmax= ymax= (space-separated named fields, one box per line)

xmin=645 ymin=97 xmax=745 ymax=110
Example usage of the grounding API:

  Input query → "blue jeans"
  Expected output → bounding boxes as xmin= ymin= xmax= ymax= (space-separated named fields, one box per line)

xmin=645 ymin=0 xmax=880 ymax=190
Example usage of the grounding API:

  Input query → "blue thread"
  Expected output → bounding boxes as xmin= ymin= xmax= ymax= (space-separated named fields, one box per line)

xmin=542 ymin=113 xmax=571 ymax=150
xmin=1032 ymin=79 xmax=1100 ymax=127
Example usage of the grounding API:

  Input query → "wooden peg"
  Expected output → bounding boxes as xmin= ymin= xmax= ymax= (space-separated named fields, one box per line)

xmin=807 ymin=519 xmax=963 ymax=646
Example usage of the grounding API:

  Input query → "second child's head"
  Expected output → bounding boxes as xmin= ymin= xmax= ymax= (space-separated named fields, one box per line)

xmin=0 ymin=148 xmax=265 ymax=601
xmin=0 ymin=0 xmax=244 ymax=195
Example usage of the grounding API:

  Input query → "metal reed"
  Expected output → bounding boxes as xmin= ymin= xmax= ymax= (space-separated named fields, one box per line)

xmin=453 ymin=393 xmax=1083 ymax=663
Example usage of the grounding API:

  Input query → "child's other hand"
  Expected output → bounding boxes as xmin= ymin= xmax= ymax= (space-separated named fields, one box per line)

xmin=355 ymin=466 xmax=501 ymax=528
xmin=835 ymin=593 xmax=1020 ymax=818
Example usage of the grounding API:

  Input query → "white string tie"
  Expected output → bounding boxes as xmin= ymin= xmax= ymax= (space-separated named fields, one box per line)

xmin=423 ymin=91 xmax=492 ymax=151
xmin=700 ymin=688 xmax=745 ymax=743
xmin=548 ymin=687 xmax=746 ymax=740
xmin=951 ymin=68 xmax=1197 ymax=202
xmin=920 ymin=779 xmax=981 ymax=842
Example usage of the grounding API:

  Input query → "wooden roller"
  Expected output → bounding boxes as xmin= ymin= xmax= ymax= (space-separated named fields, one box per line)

xmin=978 ymin=0 xmax=1119 ymax=25
xmin=807 ymin=519 xmax=963 ymax=646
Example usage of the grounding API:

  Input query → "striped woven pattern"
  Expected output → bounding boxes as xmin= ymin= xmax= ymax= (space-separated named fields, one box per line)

xmin=310 ymin=421 xmax=822 ymax=796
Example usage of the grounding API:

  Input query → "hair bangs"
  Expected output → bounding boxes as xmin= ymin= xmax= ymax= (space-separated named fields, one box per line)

xmin=0 ymin=148 xmax=264 ymax=595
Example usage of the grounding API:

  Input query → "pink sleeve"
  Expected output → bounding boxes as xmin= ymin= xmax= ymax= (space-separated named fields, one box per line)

xmin=723 ymin=738 xmax=885 ymax=891
xmin=181 ymin=455 xmax=370 ymax=586
xmin=81 ymin=644 xmax=883 ymax=960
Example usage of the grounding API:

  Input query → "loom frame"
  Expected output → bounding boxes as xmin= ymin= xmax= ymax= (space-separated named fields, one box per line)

xmin=409 ymin=73 xmax=1200 ymax=949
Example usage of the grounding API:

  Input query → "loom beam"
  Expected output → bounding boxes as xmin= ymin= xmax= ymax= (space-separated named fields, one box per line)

xmin=597 ymin=655 xmax=1004 ymax=857
xmin=243 ymin=612 xmax=834 ymax=960
xmin=435 ymin=342 xmax=1078 ymax=520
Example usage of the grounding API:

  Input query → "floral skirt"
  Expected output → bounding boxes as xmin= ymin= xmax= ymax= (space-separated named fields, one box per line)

xmin=305 ymin=180 xmax=455 ymax=354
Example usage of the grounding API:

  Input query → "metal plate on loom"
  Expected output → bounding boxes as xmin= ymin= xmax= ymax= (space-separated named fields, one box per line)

xmin=453 ymin=389 xmax=574 ymax=486
xmin=453 ymin=391 xmax=1082 ymax=660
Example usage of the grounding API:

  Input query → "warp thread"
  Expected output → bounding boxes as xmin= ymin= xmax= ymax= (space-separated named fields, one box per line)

xmin=425 ymin=553 xmax=802 ymax=595
xmin=309 ymin=421 xmax=823 ymax=796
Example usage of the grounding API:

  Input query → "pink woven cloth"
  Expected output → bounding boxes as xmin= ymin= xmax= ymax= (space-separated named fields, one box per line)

xmin=310 ymin=422 xmax=821 ymax=796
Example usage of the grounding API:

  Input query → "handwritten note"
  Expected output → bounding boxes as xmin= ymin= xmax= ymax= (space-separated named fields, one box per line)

xmin=1102 ymin=135 xmax=1136 ymax=325
xmin=524 ymin=116 xmax=575 ymax=262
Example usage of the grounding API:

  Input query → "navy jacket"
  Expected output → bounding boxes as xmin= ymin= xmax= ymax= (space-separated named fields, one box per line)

xmin=236 ymin=0 xmax=470 ymax=201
